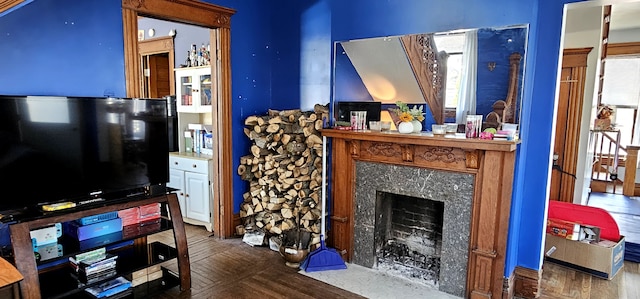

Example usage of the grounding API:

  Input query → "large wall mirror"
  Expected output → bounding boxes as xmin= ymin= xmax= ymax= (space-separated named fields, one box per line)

xmin=333 ymin=25 xmax=528 ymax=131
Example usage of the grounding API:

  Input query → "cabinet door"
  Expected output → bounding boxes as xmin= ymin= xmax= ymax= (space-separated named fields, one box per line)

xmin=176 ymin=71 xmax=195 ymax=112
xmin=184 ymin=172 xmax=210 ymax=223
xmin=168 ymin=168 xmax=186 ymax=217
xmin=197 ymin=68 xmax=212 ymax=112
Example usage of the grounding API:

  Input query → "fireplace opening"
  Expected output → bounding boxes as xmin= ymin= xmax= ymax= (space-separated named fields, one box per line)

xmin=375 ymin=191 xmax=445 ymax=287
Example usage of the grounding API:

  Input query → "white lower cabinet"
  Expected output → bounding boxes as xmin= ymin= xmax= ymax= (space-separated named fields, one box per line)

xmin=167 ymin=153 xmax=213 ymax=231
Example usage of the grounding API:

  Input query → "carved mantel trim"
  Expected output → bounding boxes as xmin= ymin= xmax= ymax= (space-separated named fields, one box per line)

xmin=321 ymin=129 xmax=519 ymax=298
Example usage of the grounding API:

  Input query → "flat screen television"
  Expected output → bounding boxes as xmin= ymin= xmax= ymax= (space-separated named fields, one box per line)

xmin=336 ymin=101 xmax=382 ymax=125
xmin=0 ymin=96 xmax=169 ymax=214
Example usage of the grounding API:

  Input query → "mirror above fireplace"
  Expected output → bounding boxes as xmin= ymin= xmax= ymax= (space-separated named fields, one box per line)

xmin=332 ymin=25 xmax=528 ymax=127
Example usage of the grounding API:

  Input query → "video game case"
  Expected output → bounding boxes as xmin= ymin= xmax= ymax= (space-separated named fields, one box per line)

xmin=85 ymin=276 xmax=131 ymax=298
xmin=71 ymin=254 xmax=118 ymax=274
xmin=73 ymin=268 xmax=118 ymax=285
xmin=72 ymin=247 xmax=106 ymax=265
xmin=77 ymin=260 xmax=117 ymax=277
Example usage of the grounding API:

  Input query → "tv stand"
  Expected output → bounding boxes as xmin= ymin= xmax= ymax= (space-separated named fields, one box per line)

xmin=8 ymin=193 xmax=190 ymax=299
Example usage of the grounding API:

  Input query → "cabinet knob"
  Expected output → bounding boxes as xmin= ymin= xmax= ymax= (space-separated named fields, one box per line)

xmin=179 ymin=192 xmax=184 ymax=196
xmin=174 ymin=161 xmax=178 ymax=165
xmin=185 ymin=194 xmax=189 ymax=197
xmin=192 ymin=164 xmax=197 ymax=168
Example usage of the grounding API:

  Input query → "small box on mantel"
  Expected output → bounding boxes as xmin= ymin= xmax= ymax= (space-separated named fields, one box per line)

xmin=544 ymin=233 xmax=625 ymax=280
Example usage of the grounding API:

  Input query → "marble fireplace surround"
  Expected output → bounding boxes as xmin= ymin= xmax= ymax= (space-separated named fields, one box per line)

xmin=353 ymin=161 xmax=474 ymax=297
xmin=321 ymin=129 xmax=518 ymax=299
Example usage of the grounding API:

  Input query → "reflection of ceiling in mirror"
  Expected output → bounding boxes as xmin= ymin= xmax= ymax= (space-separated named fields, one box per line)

xmin=341 ymin=37 xmax=424 ymax=104
xmin=611 ymin=2 xmax=640 ymax=31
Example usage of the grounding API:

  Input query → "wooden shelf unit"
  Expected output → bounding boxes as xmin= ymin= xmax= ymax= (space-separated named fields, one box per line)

xmin=8 ymin=193 xmax=190 ymax=299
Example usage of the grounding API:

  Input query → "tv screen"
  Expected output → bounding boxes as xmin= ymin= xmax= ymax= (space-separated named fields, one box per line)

xmin=336 ymin=101 xmax=382 ymax=124
xmin=0 ymin=96 xmax=169 ymax=213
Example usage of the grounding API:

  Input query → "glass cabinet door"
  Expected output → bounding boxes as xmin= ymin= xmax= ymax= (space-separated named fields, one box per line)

xmin=200 ymin=74 xmax=212 ymax=106
xmin=180 ymin=75 xmax=193 ymax=107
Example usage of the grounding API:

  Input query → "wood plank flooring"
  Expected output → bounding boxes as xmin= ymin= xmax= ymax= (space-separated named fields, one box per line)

xmin=147 ymin=225 xmax=362 ymax=299
xmin=150 ymin=224 xmax=640 ymax=299
xmin=539 ymin=261 xmax=640 ymax=299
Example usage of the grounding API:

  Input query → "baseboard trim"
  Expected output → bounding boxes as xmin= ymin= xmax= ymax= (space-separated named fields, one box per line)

xmin=513 ymin=266 xmax=542 ymax=298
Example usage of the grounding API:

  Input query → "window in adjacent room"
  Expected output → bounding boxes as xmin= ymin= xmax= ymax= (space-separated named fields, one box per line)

xmin=434 ymin=33 xmax=465 ymax=116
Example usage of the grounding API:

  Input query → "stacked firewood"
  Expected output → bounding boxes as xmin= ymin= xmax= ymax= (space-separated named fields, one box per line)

xmin=238 ymin=105 xmax=328 ymax=246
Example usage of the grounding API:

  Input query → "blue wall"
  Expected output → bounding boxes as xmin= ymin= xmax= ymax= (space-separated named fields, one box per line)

xmin=0 ymin=0 xmax=587 ymax=280
xmin=0 ymin=0 xmax=125 ymax=97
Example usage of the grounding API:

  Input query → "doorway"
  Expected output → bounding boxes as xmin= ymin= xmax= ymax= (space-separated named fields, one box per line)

xmin=121 ymin=0 xmax=236 ymax=238
xmin=138 ymin=35 xmax=175 ymax=98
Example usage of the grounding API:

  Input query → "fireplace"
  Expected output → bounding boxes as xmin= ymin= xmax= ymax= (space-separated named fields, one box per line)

xmin=375 ymin=192 xmax=444 ymax=287
xmin=353 ymin=161 xmax=473 ymax=297
xmin=321 ymin=129 xmax=518 ymax=298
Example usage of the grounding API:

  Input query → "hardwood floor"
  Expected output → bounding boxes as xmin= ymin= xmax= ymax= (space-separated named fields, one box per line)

xmin=148 ymin=224 xmax=363 ymax=299
xmin=151 ymin=224 xmax=640 ymax=299
xmin=539 ymin=261 xmax=640 ymax=299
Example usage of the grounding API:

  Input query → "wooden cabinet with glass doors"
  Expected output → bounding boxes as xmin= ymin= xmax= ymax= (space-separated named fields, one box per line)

xmin=175 ymin=66 xmax=214 ymax=113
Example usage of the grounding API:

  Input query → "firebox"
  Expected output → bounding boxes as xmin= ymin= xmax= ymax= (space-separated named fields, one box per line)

xmin=375 ymin=192 xmax=445 ymax=287
xmin=353 ymin=161 xmax=473 ymax=297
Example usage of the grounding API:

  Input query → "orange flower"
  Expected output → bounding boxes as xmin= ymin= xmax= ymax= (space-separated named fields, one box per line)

xmin=399 ymin=112 xmax=414 ymax=122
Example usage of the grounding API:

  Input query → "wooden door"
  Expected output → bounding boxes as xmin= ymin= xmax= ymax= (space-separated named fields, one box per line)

xmin=145 ymin=53 xmax=171 ymax=98
xmin=138 ymin=36 xmax=175 ymax=98
xmin=550 ymin=48 xmax=591 ymax=202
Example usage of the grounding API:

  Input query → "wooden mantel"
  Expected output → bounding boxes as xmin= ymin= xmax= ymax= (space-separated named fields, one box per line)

xmin=321 ymin=129 xmax=519 ymax=299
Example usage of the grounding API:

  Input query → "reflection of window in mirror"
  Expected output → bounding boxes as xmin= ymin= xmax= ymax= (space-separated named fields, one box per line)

xmin=434 ymin=34 xmax=465 ymax=112
xmin=601 ymin=56 xmax=640 ymax=147
xmin=433 ymin=33 xmax=465 ymax=119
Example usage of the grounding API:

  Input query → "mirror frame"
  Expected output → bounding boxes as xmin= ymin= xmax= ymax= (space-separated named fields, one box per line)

xmin=122 ymin=0 xmax=236 ymax=238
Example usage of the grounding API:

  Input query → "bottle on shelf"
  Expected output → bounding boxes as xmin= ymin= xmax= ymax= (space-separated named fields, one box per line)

xmin=185 ymin=51 xmax=191 ymax=67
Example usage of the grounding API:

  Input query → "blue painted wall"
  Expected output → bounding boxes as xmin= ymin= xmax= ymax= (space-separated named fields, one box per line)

xmin=0 ymin=0 xmax=588 ymax=280
xmin=0 ymin=0 xmax=125 ymax=97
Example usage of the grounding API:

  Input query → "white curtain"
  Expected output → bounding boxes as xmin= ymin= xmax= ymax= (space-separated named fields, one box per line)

xmin=456 ymin=30 xmax=478 ymax=124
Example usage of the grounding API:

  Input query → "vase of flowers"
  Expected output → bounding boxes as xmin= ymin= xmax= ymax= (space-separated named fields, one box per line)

xmin=390 ymin=101 xmax=425 ymax=133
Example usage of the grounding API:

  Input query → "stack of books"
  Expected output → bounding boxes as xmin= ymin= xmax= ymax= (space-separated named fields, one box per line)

xmin=70 ymin=248 xmax=118 ymax=284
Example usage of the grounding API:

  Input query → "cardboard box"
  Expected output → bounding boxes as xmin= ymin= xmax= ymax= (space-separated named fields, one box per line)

xmin=147 ymin=265 xmax=161 ymax=274
xmin=546 ymin=218 xmax=580 ymax=239
xmin=594 ymin=118 xmax=611 ymax=130
xmin=546 ymin=218 xmax=601 ymax=242
xmin=147 ymin=269 xmax=163 ymax=281
xmin=544 ymin=233 xmax=625 ymax=280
